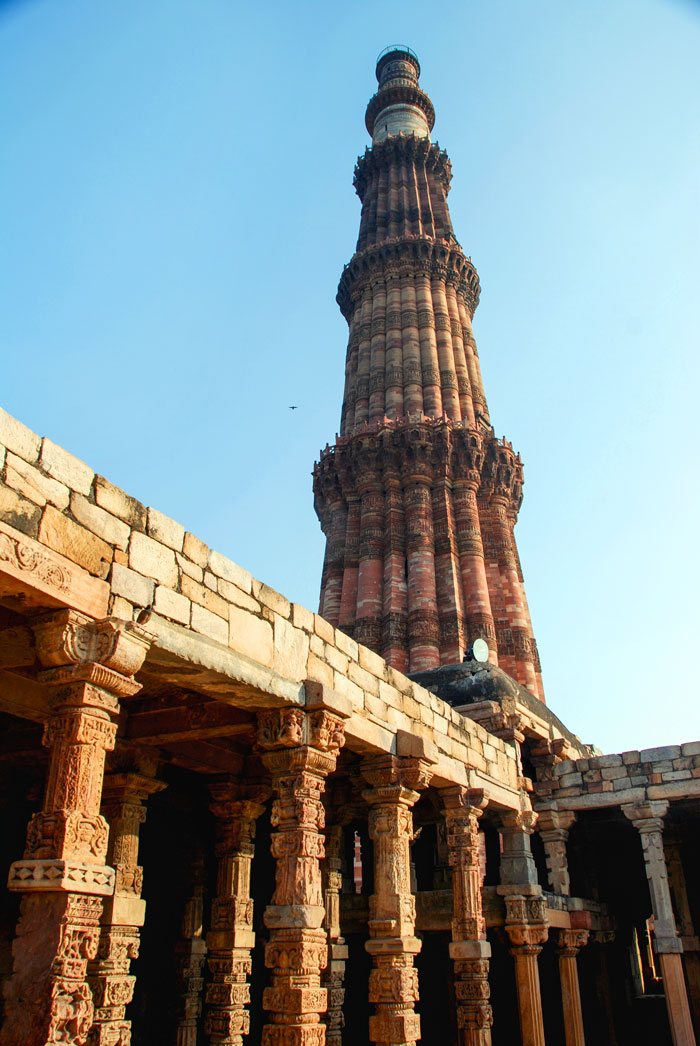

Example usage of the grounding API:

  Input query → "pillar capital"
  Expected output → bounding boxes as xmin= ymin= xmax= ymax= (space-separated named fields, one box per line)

xmin=554 ymin=928 xmax=590 ymax=957
xmin=361 ymin=753 xmax=433 ymax=796
xmin=622 ymin=800 xmax=669 ymax=831
xmin=536 ymin=808 xmax=576 ymax=836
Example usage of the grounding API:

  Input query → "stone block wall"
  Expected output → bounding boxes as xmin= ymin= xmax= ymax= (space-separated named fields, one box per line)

xmin=0 ymin=407 xmax=518 ymax=792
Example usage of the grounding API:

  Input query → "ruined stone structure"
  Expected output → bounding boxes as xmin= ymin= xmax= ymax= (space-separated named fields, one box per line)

xmin=1 ymin=44 xmax=699 ymax=1046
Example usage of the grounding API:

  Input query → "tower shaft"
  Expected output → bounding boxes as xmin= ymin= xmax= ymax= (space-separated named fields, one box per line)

xmin=314 ymin=48 xmax=543 ymax=699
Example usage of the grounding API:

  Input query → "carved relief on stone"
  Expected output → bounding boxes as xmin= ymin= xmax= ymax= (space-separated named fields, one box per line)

xmin=2 ymin=616 xmax=153 ymax=1046
xmin=259 ymin=711 xmax=342 ymax=1046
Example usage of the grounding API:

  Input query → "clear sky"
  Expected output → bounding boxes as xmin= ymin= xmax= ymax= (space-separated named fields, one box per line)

xmin=2 ymin=0 xmax=699 ymax=754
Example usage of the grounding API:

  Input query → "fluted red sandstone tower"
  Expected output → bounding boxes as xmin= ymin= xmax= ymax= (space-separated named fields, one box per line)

xmin=314 ymin=47 xmax=544 ymax=699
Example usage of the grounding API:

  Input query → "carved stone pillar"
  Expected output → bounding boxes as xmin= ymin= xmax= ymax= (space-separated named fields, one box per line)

xmin=498 ymin=810 xmax=539 ymax=889
xmin=88 ymin=771 xmax=166 ymax=1045
xmin=498 ymin=809 xmax=547 ymax=1046
xmin=440 ymin=787 xmax=492 ymax=1046
xmin=257 ymin=701 xmax=348 ymax=1046
xmin=591 ymin=931 xmax=618 ymax=1046
xmin=205 ymin=779 xmax=268 ymax=1046
xmin=665 ymin=832 xmax=700 ymax=1036
xmin=361 ymin=754 xmax=433 ymax=1046
xmin=622 ymin=802 xmax=696 ymax=1046
xmin=537 ymin=810 xmax=576 ymax=896
xmin=323 ymin=823 xmax=348 ymax=1046
xmin=174 ymin=850 xmax=208 ymax=1046
xmin=1 ymin=612 xmax=150 ymax=1046
xmin=554 ymin=929 xmax=589 ymax=1046
xmin=503 ymin=895 xmax=548 ymax=1046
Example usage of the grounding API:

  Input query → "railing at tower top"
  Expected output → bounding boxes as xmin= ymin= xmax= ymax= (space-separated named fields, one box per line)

xmin=376 ymin=45 xmax=420 ymax=63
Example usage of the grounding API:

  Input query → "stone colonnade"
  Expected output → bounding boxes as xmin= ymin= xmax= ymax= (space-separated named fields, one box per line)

xmin=4 ymin=610 xmax=695 ymax=1046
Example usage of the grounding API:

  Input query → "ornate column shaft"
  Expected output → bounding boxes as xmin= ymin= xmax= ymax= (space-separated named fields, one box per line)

xmin=441 ymin=787 xmax=492 ymax=1046
xmin=537 ymin=809 xmax=576 ymax=896
xmin=504 ymin=895 xmax=548 ymax=1046
xmin=322 ymin=823 xmax=348 ymax=1046
xmin=205 ymin=780 xmax=268 ymax=1046
xmin=258 ymin=702 xmax=348 ymax=1046
xmin=88 ymin=771 xmax=166 ymax=1046
xmin=555 ymin=929 xmax=589 ymax=1046
xmin=362 ymin=755 xmax=433 ymax=1046
xmin=622 ymin=802 xmax=696 ymax=1046
xmin=1 ymin=612 xmax=150 ymax=1046
xmin=174 ymin=850 xmax=208 ymax=1046
xmin=498 ymin=810 xmax=547 ymax=1046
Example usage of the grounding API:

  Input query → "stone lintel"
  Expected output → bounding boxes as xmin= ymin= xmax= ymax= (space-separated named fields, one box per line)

xmin=304 ymin=679 xmax=353 ymax=719
xmin=0 ymin=518 xmax=110 ymax=618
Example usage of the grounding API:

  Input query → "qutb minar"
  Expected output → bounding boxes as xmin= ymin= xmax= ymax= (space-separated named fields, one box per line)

xmin=314 ymin=46 xmax=543 ymax=698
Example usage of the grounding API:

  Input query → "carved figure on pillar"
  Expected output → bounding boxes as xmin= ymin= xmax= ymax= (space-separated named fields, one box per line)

xmin=257 ymin=703 xmax=348 ymax=1046
xmin=440 ymin=787 xmax=492 ymax=1046
xmin=205 ymin=778 xmax=269 ymax=1046
xmin=88 ymin=771 xmax=166 ymax=1046
xmin=1 ymin=611 xmax=151 ymax=1046
xmin=361 ymin=755 xmax=433 ymax=1046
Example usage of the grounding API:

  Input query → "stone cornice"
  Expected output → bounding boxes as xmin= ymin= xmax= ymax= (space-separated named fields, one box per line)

xmin=354 ymin=136 xmax=452 ymax=199
xmin=337 ymin=238 xmax=480 ymax=319
xmin=313 ymin=421 xmax=523 ymax=520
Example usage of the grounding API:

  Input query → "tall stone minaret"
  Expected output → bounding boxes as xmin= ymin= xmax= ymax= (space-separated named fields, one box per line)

xmin=314 ymin=47 xmax=544 ymax=700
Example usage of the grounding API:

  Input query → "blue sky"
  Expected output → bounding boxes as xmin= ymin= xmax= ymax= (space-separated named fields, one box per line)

xmin=2 ymin=0 xmax=699 ymax=753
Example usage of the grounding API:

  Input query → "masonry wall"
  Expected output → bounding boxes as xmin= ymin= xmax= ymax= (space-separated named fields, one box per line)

xmin=0 ymin=406 xmax=518 ymax=794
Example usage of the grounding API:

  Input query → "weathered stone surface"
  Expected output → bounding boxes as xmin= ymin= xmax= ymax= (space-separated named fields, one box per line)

xmin=147 ymin=507 xmax=185 ymax=552
xmin=70 ymin=493 xmax=131 ymax=549
xmin=273 ymin=615 xmax=309 ymax=682
xmin=191 ymin=602 xmax=229 ymax=645
xmin=0 ymin=408 xmax=41 ymax=462
xmin=129 ymin=531 xmax=178 ymax=587
xmin=39 ymin=438 xmax=94 ymax=495
xmin=292 ymin=602 xmax=314 ymax=632
xmin=229 ymin=604 xmax=273 ymax=665
xmin=183 ymin=530 xmax=209 ymax=567
xmin=181 ymin=573 xmax=229 ymax=619
xmin=0 ymin=486 xmax=42 ymax=536
xmin=258 ymin=582 xmax=290 ymax=618
xmin=110 ymin=562 xmax=155 ymax=607
xmin=39 ymin=504 xmax=112 ymax=578
xmin=219 ymin=577 xmax=260 ymax=612
xmin=4 ymin=452 xmax=70 ymax=510
xmin=176 ymin=551 xmax=204 ymax=582
xmin=154 ymin=584 xmax=191 ymax=625
xmin=95 ymin=475 xmax=147 ymax=529
xmin=208 ymin=549 xmax=252 ymax=592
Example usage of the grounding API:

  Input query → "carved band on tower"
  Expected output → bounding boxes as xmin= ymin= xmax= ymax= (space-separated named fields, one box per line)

xmin=314 ymin=47 xmax=543 ymax=698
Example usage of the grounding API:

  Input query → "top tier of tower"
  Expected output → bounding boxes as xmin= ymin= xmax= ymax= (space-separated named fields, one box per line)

xmin=336 ymin=48 xmax=486 ymax=437
xmin=366 ymin=46 xmax=435 ymax=142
